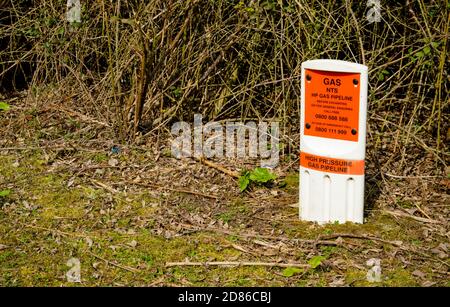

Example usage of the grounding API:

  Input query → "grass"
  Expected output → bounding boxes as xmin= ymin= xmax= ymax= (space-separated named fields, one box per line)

xmin=0 ymin=151 xmax=272 ymax=286
xmin=1 ymin=147 xmax=448 ymax=286
xmin=0 ymin=0 xmax=448 ymax=287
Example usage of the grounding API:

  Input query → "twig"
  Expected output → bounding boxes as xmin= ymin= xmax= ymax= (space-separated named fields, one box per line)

xmin=414 ymin=203 xmax=433 ymax=220
xmin=90 ymin=179 xmax=119 ymax=194
xmin=0 ymin=145 xmax=103 ymax=153
xmin=197 ymin=157 xmax=240 ymax=178
xmin=87 ymin=251 xmax=140 ymax=273
xmin=383 ymin=209 xmax=441 ymax=224
xmin=148 ymin=276 xmax=166 ymax=287
xmin=166 ymin=261 xmax=309 ymax=268
xmin=55 ymin=105 xmax=111 ymax=127
xmin=177 ymin=223 xmax=338 ymax=246
xmin=228 ymin=243 xmax=256 ymax=256
xmin=319 ymin=233 xmax=403 ymax=247
xmin=384 ymin=173 xmax=439 ymax=179
xmin=346 ymin=0 xmax=366 ymax=65
xmin=172 ymin=149 xmax=239 ymax=179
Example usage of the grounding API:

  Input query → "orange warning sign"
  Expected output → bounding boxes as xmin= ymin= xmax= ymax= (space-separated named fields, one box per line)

xmin=304 ymin=69 xmax=360 ymax=142
xmin=300 ymin=152 xmax=364 ymax=175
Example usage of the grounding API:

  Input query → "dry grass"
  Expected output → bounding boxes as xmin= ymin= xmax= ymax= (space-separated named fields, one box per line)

xmin=1 ymin=1 xmax=448 ymax=151
xmin=0 ymin=0 xmax=449 ymax=287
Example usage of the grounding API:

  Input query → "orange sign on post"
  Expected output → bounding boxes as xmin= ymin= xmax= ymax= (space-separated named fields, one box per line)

xmin=300 ymin=60 xmax=368 ymax=224
xmin=300 ymin=152 xmax=364 ymax=176
xmin=304 ymin=69 xmax=360 ymax=142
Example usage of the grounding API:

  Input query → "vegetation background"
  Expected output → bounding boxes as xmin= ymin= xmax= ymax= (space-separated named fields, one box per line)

xmin=0 ymin=0 xmax=448 ymax=286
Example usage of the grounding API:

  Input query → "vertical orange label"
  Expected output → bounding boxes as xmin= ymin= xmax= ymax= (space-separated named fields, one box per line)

xmin=304 ymin=69 xmax=360 ymax=142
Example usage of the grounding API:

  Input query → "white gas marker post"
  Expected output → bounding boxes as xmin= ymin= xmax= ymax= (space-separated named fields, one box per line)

xmin=300 ymin=60 xmax=368 ymax=224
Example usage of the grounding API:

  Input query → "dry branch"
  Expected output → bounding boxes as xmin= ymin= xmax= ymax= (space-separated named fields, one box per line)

xmin=88 ymin=251 xmax=140 ymax=273
xmin=166 ymin=261 xmax=309 ymax=268
xmin=196 ymin=157 xmax=240 ymax=178
xmin=383 ymin=210 xmax=442 ymax=225
xmin=319 ymin=233 xmax=403 ymax=247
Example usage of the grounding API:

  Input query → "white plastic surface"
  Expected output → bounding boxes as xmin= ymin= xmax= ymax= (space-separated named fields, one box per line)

xmin=300 ymin=60 xmax=368 ymax=224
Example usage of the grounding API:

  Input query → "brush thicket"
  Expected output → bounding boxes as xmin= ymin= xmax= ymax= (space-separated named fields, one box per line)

xmin=0 ymin=1 xmax=448 ymax=169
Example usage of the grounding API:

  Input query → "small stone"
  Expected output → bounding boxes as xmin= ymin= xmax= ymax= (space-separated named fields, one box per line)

xmin=412 ymin=270 xmax=426 ymax=278
xmin=85 ymin=237 xmax=93 ymax=248
xmin=108 ymin=158 xmax=119 ymax=167
xmin=95 ymin=169 xmax=105 ymax=175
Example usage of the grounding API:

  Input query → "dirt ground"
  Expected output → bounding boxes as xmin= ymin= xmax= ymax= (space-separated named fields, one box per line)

xmin=0 ymin=94 xmax=449 ymax=287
